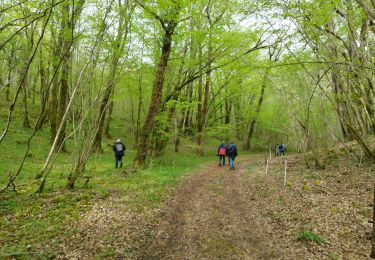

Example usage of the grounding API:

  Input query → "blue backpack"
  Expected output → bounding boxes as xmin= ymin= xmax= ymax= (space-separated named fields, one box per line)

xmin=228 ymin=144 xmax=235 ymax=155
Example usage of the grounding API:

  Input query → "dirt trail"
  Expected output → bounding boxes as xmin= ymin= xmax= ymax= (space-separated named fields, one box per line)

xmin=144 ymin=156 xmax=282 ymax=259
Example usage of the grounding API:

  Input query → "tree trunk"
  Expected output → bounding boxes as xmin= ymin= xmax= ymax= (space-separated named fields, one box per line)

xmin=104 ymin=88 xmax=114 ymax=138
xmin=22 ymin=73 xmax=31 ymax=129
xmin=134 ymin=25 xmax=176 ymax=166
xmin=36 ymin=45 xmax=47 ymax=131
xmin=93 ymin=78 xmax=114 ymax=151
xmin=49 ymin=59 xmax=59 ymax=144
xmin=5 ymin=46 xmax=15 ymax=102
xmin=135 ymin=79 xmax=143 ymax=147
xmin=196 ymin=44 xmax=205 ymax=155
xmin=57 ymin=52 xmax=70 ymax=152
xmin=244 ymin=68 xmax=269 ymax=151
xmin=56 ymin=2 xmax=72 ymax=152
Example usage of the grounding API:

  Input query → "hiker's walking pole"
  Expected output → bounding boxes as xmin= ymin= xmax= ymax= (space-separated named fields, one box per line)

xmin=284 ymin=160 xmax=287 ymax=186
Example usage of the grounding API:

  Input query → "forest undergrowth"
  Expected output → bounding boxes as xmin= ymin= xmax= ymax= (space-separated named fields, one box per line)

xmin=0 ymin=99 xmax=216 ymax=258
xmin=248 ymin=145 xmax=374 ymax=259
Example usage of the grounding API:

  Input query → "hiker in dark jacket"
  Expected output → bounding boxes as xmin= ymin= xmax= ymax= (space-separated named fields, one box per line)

xmin=278 ymin=143 xmax=285 ymax=156
xmin=112 ymin=139 xmax=126 ymax=169
xmin=226 ymin=141 xmax=238 ymax=170
xmin=217 ymin=141 xmax=227 ymax=166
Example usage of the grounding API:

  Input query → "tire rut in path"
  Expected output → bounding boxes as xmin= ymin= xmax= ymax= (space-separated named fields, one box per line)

xmin=144 ymin=156 xmax=278 ymax=259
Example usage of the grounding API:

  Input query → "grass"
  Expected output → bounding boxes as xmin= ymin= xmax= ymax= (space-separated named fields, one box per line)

xmin=297 ymin=230 xmax=326 ymax=244
xmin=0 ymin=98 xmax=216 ymax=258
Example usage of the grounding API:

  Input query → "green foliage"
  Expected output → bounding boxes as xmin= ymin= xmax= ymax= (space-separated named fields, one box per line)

xmin=297 ymin=230 xmax=326 ymax=244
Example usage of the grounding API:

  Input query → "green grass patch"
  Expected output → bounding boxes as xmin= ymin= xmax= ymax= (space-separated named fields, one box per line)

xmin=297 ymin=230 xmax=326 ymax=244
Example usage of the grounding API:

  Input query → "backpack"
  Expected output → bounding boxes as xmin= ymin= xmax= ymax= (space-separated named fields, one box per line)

xmin=115 ymin=143 xmax=123 ymax=153
xmin=228 ymin=144 xmax=235 ymax=155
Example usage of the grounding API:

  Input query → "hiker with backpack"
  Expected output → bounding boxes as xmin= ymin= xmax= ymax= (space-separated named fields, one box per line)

xmin=217 ymin=141 xmax=227 ymax=166
xmin=111 ymin=139 xmax=126 ymax=169
xmin=278 ymin=143 xmax=285 ymax=156
xmin=226 ymin=141 xmax=238 ymax=170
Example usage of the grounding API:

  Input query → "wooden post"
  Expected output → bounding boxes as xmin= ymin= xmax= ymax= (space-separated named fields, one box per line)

xmin=266 ymin=160 xmax=269 ymax=175
xmin=283 ymin=160 xmax=287 ymax=187
xmin=269 ymin=149 xmax=272 ymax=161
xmin=371 ymin=183 xmax=375 ymax=258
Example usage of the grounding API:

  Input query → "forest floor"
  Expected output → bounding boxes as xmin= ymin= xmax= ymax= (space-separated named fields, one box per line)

xmin=61 ymin=151 xmax=373 ymax=259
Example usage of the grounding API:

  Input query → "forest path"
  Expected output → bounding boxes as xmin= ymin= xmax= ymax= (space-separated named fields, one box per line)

xmin=144 ymin=155 xmax=283 ymax=259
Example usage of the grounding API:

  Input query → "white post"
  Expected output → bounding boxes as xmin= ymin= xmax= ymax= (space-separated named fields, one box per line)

xmin=266 ymin=160 xmax=269 ymax=175
xmin=284 ymin=160 xmax=287 ymax=186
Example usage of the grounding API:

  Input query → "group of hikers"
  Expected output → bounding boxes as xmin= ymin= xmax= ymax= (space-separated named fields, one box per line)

xmin=110 ymin=138 xmax=283 ymax=171
xmin=110 ymin=138 xmax=239 ymax=170
xmin=217 ymin=141 xmax=238 ymax=170
xmin=275 ymin=143 xmax=286 ymax=157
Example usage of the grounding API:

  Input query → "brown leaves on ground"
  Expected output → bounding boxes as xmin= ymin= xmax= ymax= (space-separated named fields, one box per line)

xmin=57 ymin=152 xmax=373 ymax=259
xmin=247 ymin=153 xmax=373 ymax=259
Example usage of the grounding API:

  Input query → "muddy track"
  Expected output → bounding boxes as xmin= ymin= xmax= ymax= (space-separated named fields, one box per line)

xmin=144 ymin=156 xmax=280 ymax=259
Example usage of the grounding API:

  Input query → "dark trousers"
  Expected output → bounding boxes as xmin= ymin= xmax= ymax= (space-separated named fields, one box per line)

xmin=115 ymin=155 xmax=123 ymax=168
xmin=218 ymin=155 xmax=225 ymax=165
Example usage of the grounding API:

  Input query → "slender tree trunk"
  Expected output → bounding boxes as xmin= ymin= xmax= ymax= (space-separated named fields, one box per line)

xmin=36 ymin=45 xmax=47 ymax=131
xmin=135 ymin=83 xmax=143 ymax=149
xmin=57 ymin=52 xmax=70 ymax=152
xmin=104 ymin=88 xmax=114 ymax=138
xmin=224 ymin=97 xmax=231 ymax=124
xmin=5 ymin=46 xmax=15 ymax=102
xmin=184 ymin=81 xmax=194 ymax=135
xmin=244 ymin=68 xmax=269 ymax=151
xmin=22 ymin=73 xmax=31 ymax=128
xmin=56 ymin=2 xmax=72 ymax=152
xmin=197 ymin=33 xmax=212 ymax=156
xmin=49 ymin=59 xmax=59 ymax=144
xmin=93 ymin=77 xmax=115 ymax=151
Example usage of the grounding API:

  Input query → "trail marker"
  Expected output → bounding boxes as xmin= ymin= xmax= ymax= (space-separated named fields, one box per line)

xmin=283 ymin=160 xmax=287 ymax=187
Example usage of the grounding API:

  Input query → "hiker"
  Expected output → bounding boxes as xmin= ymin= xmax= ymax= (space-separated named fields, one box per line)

xmin=226 ymin=141 xmax=238 ymax=170
xmin=217 ymin=141 xmax=227 ymax=166
xmin=278 ymin=143 xmax=285 ymax=156
xmin=275 ymin=144 xmax=279 ymax=157
xmin=111 ymin=139 xmax=126 ymax=169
